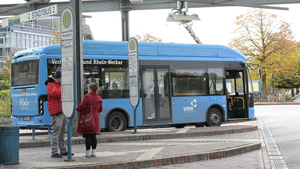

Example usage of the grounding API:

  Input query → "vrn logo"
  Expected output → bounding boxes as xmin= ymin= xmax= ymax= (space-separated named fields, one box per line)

xmin=183 ymin=99 xmax=197 ymax=112
xmin=19 ymin=98 xmax=29 ymax=106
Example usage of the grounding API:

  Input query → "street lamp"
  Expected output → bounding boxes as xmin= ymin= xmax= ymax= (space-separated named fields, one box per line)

xmin=271 ymin=74 xmax=275 ymax=94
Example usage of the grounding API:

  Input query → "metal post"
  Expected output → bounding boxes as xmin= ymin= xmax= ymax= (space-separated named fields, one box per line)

xmin=65 ymin=117 xmax=73 ymax=160
xmin=272 ymin=74 xmax=275 ymax=94
xmin=185 ymin=2 xmax=188 ymax=12
xmin=133 ymin=106 xmax=137 ymax=133
xmin=121 ymin=10 xmax=129 ymax=41
xmin=70 ymin=0 xmax=83 ymax=137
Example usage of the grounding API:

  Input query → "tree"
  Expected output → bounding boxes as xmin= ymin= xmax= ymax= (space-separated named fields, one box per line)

xmin=132 ymin=33 xmax=162 ymax=42
xmin=0 ymin=58 xmax=11 ymax=82
xmin=274 ymin=51 xmax=300 ymax=89
xmin=49 ymin=21 xmax=61 ymax=45
xmin=229 ymin=8 xmax=299 ymax=98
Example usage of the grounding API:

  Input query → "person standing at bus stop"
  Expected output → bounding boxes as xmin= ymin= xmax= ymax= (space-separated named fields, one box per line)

xmin=44 ymin=69 xmax=72 ymax=158
xmin=76 ymin=83 xmax=103 ymax=157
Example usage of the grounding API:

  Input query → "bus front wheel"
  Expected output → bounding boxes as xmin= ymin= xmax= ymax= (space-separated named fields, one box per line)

xmin=107 ymin=111 xmax=127 ymax=132
xmin=206 ymin=108 xmax=222 ymax=126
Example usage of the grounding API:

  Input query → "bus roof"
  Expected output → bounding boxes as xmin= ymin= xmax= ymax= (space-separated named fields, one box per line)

xmin=13 ymin=40 xmax=246 ymax=62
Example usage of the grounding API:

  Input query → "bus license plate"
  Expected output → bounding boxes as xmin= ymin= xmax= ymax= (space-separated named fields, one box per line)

xmin=23 ymin=117 xmax=31 ymax=121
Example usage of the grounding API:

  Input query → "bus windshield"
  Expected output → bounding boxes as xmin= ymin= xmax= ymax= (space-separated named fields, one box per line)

xmin=11 ymin=60 xmax=39 ymax=87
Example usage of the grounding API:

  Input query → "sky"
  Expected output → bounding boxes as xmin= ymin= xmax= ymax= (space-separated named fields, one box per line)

xmin=84 ymin=3 xmax=300 ymax=46
xmin=2 ymin=1 xmax=300 ymax=46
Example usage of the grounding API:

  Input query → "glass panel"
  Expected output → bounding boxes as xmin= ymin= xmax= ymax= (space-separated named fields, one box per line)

xmin=0 ymin=38 xmax=4 ymax=47
xmin=143 ymin=68 xmax=156 ymax=121
xmin=157 ymin=68 xmax=170 ymax=119
xmin=17 ymin=33 xmax=22 ymax=49
xmin=226 ymin=80 xmax=233 ymax=93
xmin=38 ymin=36 xmax=41 ymax=47
xmin=247 ymin=69 xmax=253 ymax=93
xmin=41 ymin=36 xmax=45 ymax=46
xmin=235 ymin=72 xmax=244 ymax=95
xmin=13 ymin=33 xmax=17 ymax=48
xmin=26 ymin=34 xmax=30 ymax=49
xmin=47 ymin=59 xmax=129 ymax=98
xmin=11 ymin=60 xmax=39 ymax=87
xmin=6 ymin=32 xmax=11 ymax=48
xmin=83 ymin=59 xmax=128 ymax=98
xmin=33 ymin=35 xmax=37 ymax=47
xmin=208 ymin=62 xmax=225 ymax=95
xmin=226 ymin=70 xmax=245 ymax=95
xmin=171 ymin=69 xmax=207 ymax=96
xmin=0 ymin=48 xmax=4 ymax=56
xmin=47 ymin=59 xmax=61 ymax=77
xmin=170 ymin=61 xmax=207 ymax=96
xmin=208 ymin=68 xmax=224 ymax=95
xmin=45 ymin=37 xmax=49 ymax=46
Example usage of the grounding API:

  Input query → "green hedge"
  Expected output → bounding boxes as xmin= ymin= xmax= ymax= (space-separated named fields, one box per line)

xmin=0 ymin=89 xmax=10 ymax=98
xmin=0 ymin=80 xmax=10 ymax=90
xmin=0 ymin=89 xmax=11 ymax=116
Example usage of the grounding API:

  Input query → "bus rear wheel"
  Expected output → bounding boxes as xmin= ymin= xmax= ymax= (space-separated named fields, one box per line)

xmin=107 ymin=111 xmax=127 ymax=132
xmin=206 ymin=108 xmax=222 ymax=126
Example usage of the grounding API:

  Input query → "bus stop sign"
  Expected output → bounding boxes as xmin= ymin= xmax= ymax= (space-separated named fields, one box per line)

xmin=128 ymin=38 xmax=139 ymax=107
xmin=61 ymin=7 xmax=75 ymax=118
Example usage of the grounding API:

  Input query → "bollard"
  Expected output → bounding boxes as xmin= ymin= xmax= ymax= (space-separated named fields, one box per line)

xmin=0 ymin=125 xmax=20 ymax=165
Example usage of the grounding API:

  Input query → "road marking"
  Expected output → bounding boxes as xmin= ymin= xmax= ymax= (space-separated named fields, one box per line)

xmin=176 ymin=128 xmax=189 ymax=133
xmin=156 ymin=138 xmax=259 ymax=142
xmin=103 ymin=142 xmax=212 ymax=146
xmin=136 ymin=147 xmax=163 ymax=160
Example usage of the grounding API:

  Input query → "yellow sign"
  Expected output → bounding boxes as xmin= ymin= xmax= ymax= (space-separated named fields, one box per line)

xmin=63 ymin=11 xmax=71 ymax=29
xmin=130 ymin=41 xmax=136 ymax=51
xmin=253 ymin=82 xmax=259 ymax=92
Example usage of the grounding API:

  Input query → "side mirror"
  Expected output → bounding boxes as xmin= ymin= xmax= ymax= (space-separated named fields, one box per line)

xmin=258 ymin=68 xmax=261 ymax=79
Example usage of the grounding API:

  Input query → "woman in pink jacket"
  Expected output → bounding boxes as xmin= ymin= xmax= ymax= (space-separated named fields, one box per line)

xmin=76 ymin=83 xmax=103 ymax=157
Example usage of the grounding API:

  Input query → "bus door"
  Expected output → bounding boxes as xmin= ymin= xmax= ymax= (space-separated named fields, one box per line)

xmin=141 ymin=67 xmax=172 ymax=124
xmin=225 ymin=70 xmax=248 ymax=119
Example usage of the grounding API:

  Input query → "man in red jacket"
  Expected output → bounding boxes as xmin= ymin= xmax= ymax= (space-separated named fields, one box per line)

xmin=45 ymin=70 xmax=72 ymax=158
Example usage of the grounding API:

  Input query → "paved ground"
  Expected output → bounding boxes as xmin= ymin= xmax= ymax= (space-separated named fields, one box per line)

xmin=0 ymin=119 xmax=270 ymax=169
xmin=254 ymin=101 xmax=300 ymax=105
xmin=147 ymin=150 xmax=264 ymax=169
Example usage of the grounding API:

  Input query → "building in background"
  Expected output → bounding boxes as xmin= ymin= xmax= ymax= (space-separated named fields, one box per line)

xmin=0 ymin=16 xmax=90 ymax=73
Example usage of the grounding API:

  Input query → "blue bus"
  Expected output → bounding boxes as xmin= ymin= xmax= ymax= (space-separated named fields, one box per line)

xmin=11 ymin=40 xmax=255 ymax=131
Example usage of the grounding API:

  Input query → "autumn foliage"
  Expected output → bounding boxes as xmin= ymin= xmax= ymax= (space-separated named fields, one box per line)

xmin=0 ymin=59 xmax=11 ymax=83
xmin=132 ymin=33 xmax=162 ymax=42
xmin=229 ymin=9 xmax=300 ymax=98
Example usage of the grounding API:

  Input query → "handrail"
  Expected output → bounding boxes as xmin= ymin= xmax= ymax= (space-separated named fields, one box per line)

xmin=227 ymin=91 xmax=233 ymax=105
xmin=235 ymin=97 xmax=245 ymax=109
xmin=227 ymin=97 xmax=234 ymax=105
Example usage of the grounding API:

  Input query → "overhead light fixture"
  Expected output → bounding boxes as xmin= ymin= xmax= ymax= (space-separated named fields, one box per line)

xmin=166 ymin=13 xmax=200 ymax=22
xmin=165 ymin=1 xmax=202 ymax=44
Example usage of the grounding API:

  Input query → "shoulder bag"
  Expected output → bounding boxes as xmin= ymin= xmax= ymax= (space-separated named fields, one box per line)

xmin=79 ymin=95 xmax=95 ymax=131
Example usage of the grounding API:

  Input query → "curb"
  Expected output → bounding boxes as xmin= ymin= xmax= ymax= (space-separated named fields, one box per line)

xmin=43 ymin=142 xmax=261 ymax=169
xmin=224 ymin=117 xmax=257 ymax=124
xmin=19 ymin=118 xmax=256 ymax=136
xmin=20 ymin=126 xmax=258 ymax=148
